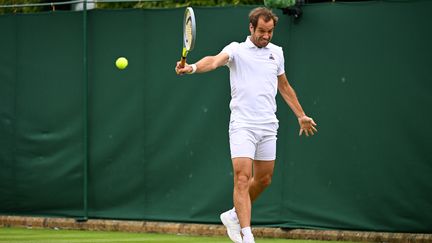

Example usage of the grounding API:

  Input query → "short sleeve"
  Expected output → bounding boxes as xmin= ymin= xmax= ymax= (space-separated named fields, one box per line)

xmin=220 ymin=42 xmax=239 ymax=66
xmin=277 ymin=47 xmax=285 ymax=76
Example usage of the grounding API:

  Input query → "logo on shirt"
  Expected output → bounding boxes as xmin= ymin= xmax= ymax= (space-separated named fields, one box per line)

xmin=269 ymin=53 xmax=275 ymax=60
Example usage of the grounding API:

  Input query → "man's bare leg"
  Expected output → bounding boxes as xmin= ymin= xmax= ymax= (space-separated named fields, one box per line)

xmin=232 ymin=157 xmax=253 ymax=229
xmin=249 ymin=160 xmax=275 ymax=202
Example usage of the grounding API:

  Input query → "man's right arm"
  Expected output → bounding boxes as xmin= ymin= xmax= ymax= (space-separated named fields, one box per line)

xmin=175 ymin=52 xmax=229 ymax=75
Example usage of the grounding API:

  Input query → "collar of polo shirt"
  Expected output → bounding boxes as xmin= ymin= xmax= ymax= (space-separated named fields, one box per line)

xmin=245 ymin=36 xmax=269 ymax=49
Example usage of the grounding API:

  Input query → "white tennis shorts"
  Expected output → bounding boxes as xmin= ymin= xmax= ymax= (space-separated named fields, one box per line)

xmin=229 ymin=121 xmax=279 ymax=161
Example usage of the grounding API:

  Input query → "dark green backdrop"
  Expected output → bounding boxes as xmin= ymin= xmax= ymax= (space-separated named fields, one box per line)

xmin=1 ymin=1 xmax=431 ymax=233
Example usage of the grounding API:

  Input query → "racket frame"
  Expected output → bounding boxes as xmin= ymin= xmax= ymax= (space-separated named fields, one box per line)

xmin=180 ymin=7 xmax=196 ymax=67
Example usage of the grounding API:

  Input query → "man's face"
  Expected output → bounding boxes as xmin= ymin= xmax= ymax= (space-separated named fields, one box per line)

xmin=250 ymin=17 xmax=274 ymax=48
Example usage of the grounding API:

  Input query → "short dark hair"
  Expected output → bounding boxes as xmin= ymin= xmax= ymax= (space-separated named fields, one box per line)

xmin=249 ymin=7 xmax=278 ymax=29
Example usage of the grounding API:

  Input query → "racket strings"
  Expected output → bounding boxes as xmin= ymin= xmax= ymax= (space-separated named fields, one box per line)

xmin=184 ymin=17 xmax=193 ymax=49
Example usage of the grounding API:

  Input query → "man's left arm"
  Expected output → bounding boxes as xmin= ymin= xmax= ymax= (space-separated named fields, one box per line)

xmin=277 ymin=73 xmax=318 ymax=136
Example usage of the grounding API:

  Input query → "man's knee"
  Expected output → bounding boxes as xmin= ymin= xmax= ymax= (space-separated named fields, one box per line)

xmin=235 ymin=173 xmax=251 ymax=191
xmin=256 ymin=175 xmax=272 ymax=188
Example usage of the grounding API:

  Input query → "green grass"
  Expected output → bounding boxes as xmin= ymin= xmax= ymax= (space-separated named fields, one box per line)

xmin=0 ymin=227 xmax=363 ymax=243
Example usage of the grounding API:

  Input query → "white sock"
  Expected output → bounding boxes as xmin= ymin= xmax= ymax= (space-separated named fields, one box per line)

xmin=241 ymin=226 xmax=254 ymax=239
xmin=229 ymin=207 xmax=238 ymax=221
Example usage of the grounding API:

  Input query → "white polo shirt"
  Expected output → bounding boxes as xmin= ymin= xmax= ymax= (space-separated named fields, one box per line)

xmin=221 ymin=36 xmax=285 ymax=124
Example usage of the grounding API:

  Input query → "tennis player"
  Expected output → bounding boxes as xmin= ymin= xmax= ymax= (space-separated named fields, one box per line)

xmin=175 ymin=7 xmax=317 ymax=243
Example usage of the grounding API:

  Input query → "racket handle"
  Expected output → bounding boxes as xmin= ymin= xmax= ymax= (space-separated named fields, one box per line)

xmin=180 ymin=56 xmax=186 ymax=68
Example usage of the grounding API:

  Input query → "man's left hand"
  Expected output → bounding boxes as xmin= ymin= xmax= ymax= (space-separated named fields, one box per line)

xmin=298 ymin=116 xmax=317 ymax=136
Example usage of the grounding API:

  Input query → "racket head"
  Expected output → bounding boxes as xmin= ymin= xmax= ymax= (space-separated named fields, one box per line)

xmin=183 ymin=7 xmax=196 ymax=53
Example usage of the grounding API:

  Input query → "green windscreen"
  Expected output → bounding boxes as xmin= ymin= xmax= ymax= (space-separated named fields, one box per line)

xmin=0 ymin=1 xmax=431 ymax=233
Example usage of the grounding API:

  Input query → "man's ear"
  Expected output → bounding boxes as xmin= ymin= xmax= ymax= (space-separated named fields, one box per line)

xmin=249 ymin=23 xmax=254 ymax=33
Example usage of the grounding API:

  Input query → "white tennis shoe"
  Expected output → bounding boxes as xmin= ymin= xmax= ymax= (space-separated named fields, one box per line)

xmin=220 ymin=210 xmax=242 ymax=243
xmin=242 ymin=237 xmax=255 ymax=243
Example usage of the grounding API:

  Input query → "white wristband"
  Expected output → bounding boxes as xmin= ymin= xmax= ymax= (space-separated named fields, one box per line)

xmin=189 ymin=64 xmax=197 ymax=74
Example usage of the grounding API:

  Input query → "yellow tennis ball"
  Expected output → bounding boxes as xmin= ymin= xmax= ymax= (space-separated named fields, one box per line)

xmin=115 ymin=57 xmax=128 ymax=70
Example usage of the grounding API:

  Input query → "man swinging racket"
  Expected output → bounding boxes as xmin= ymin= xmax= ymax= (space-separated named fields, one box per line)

xmin=175 ymin=7 xmax=317 ymax=243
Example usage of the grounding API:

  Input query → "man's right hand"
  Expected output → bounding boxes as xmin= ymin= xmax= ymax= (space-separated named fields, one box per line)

xmin=175 ymin=62 xmax=193 ymax=75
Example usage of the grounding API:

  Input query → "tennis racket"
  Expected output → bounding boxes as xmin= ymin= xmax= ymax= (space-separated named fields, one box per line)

xmin=179 ymin=7 xmax=196 ymax=68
